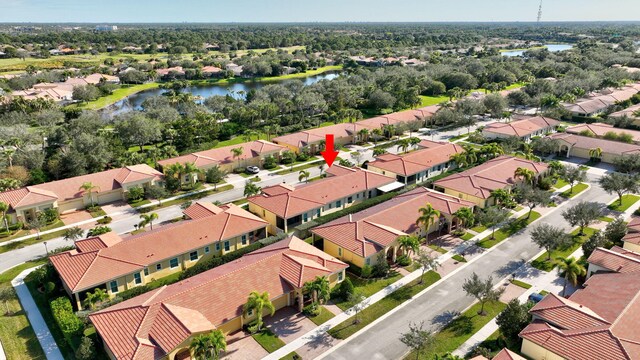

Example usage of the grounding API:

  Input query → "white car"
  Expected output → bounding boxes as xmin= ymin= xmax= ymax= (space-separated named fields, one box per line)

xmin=246 ymin=166 xmax=260 ymax=174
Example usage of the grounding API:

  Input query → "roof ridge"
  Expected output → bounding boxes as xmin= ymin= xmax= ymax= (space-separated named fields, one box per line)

xmin=69 ymin=252 xmax=101 ymax=290
xmin=219 ymin=212 xmax=232 ymax=240
xmin=159 ymin=302 xmax=194 ymax=336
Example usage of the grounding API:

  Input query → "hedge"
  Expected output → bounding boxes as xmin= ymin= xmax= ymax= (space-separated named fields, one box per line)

xmin=50 ymin=297 xmax=83 ymax=346
xmin=113 ymin=232 xmax=289 ymax=302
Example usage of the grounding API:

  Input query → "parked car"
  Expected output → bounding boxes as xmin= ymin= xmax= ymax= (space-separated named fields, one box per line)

xmin=528 ymin=292 xmax=545 ymax=303
xmin=246 ymin=166 xmax=260 ymax=174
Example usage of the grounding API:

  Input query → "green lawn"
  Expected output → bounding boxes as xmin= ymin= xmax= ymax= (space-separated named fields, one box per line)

xmin=411 ymin=301 xmax=507 ymax=359
xmin=460 ymin=232 xmax=475 ymax=241
xmin=477 ymin=211 xmax=541 ymax=249
xmin=138 ymin=184 xmax=234 ymax=212
xmin=470 ymin=224 xmax=487 ymax=233
xmin=333 ymin=273 xmax=404 ymax=311
xmin=598 ymin=216 xmax=614 ymax=223
xmin=553 ymin=178 xmax=569 ymax=189
xmin=418 ymin=95 xmax=449 ymax=107
xmin=531 ymin=227 xmax=597 ymax=271
xmin=510 ymin=279 xmax=532 ymax=289
xmin=252 ymin=328 xmax=286 ymax=353
xmin=0 ymin=260 xmax=48 ymax=360
xmin=452 ymin=254 xmax=467 ymax=263
xmin=0 ymin=224 xmax=69 ymax=255
xmin=279 ymin=352 xmax=301 ymax=360
xmin=328 ymin=272 xmax=441 ymax=339
xmin=88 ymin=207 xmax=107 ymax=218
xmin=428 ymin=244 xmax=448 ymax=254
xmin=70 ymin=82 xmax=161 ymax=110
xmin=608 ymin=194 xmax=640 ymax=212
xmin=560 ymin=183 xmax=588 ymax=198
xmin=307 ymin=306 xmax=336 ymax=326
xmin=214 ymin=133 xmax=269 ymax=148
xmin=272 ymin=160 xmax=324 ymax=175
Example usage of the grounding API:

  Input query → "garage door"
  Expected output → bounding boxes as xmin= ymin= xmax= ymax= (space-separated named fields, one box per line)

xmin=98 ymin=191 xmax=123 ymax=205
xmin=58 ymin=198 xmax=85 ymax=212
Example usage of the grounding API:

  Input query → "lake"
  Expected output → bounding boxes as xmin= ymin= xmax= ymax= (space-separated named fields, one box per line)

xmin=501 ymin=44 xmax=574 ymax=57
xmin=110 ymin=71 xmax=340 ymax=113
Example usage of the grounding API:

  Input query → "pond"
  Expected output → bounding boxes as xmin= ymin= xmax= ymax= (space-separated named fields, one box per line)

xmin=501 ymin=44 xmax=574 ymax=57
xmin=110 ymin=71 xmax=340 ymax=114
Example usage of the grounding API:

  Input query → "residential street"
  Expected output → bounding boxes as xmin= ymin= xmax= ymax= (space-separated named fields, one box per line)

xmin=320 ymin=173 xmax=612 ymax=360
xmin=0 ymin=122 xmax=490 ymax=274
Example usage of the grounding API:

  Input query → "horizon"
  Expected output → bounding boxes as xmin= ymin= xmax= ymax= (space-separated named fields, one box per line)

xmin=3 ymin=0 xmax=640 ymax=23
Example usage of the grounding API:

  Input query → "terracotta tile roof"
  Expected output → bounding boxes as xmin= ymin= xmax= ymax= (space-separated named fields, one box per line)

xmin=272 ymin=123 xmax=362 ymax=148
xmin=0 ymin=165 xmax=162 ymax=211
xmin=181 ymin=201 xmax=225 ymax=219
xmin=627 ymin=217 xmax=640 ymax=233
xmin=564 ymin=98 xmax=611 ymax=114
xmin=492 ymin=348 xmax=526 ymax=360
xmin=563 ymin=85 xmax=639 ymax=115
xmin=610 ymin=103 xmax=640 ymax=119
xmin=50 ymin=204 xmax=267 ymax=293
xmin=520 ymin=272 xmax=640 ymax=360
xmin=433 ymin=156 xmax=548 ymax=199
xmin=588 ymin=246 xmax=640 ymax=274
xmin=566 ymin=123 xmax=640 ymax=143
xmin=549 ymin=133 xmax=640 ymax=156
xmin=312 ymin=187 xmax=474 ymax=257
xmin=90 ymin=236 xmax=347 ymax=360
xmin=157 ymin=140 xmax=286 ymax=168
xmin=483 ymin=116 xmax=559 ymax=137
xmin=368 ymin=141 xmax=464 ymax=176
xmin=247 ymin=166 xmax=395 ymax=218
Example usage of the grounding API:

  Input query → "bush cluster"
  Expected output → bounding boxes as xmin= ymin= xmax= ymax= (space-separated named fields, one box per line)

xmin=50 ymin=297 xmax=83 ymax=346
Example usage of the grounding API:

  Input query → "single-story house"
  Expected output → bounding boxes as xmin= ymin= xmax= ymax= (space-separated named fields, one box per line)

xmin=563 ymin=84 xmax=640 ymax=117
xmin=482 ymin=116 xmax=560 ymax=141
xmin=609 ymin=103 xmax=640 ymax=127
xmin=201 ymin=66 xmax=223 ymax=77
xmin=89 ymin=236 xmax=347 ymax=360
xmin=519 ymin=271 xmax=640 ymax=360
xmin=312 ymin=187 xmax=474 ymax=268
xmin=621 ymin=217 xmax=640 ymax=254
xmin=565 ymin=122 xmax=640 ymax=144
xmin=271 ymin=123 xmax=370 ymax=154
xmin=247 ymin=165 xmax=399 ymax=234
xmin=157 ymin=140 xmax=288 ymax=179
xmin=156 ymin=66 xmax=186 ymax=79
xmin=547 ymin=133 xmax=640 ymax=163
xmin=0 ymin=164 xmax=162 ymax=224
xmin=49 ymin=202 xmax=268 ymax=309
xmin=433 ymin=156 xmax=549 ymax=208
xmin=587 ymin=246 xmax=640 ymax=278
xmin=367 ymin=140 xmax=465 ymax=184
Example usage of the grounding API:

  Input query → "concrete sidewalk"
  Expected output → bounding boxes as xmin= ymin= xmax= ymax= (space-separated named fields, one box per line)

xmin=11 ymin=266 xmax=64 ymax=360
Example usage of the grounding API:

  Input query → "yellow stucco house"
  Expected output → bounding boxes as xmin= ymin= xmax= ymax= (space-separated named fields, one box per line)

xmin=548 ymin=133 xmax=640 ymax=164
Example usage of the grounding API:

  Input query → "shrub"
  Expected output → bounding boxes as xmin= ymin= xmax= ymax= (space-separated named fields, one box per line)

xmin=127 ymin=186 xmax=145 ymax=202
xmin=97 ymin=216 xmax=112 ymax=225
xmin=233 ymin=167 xmax=245 ymax=174
xmin=145 ymin=185 xmax=169 ymax=200
xmin=361 ymin=264 xmax=372 ymax=278
xmin=537 ymin=177 xmax=553 ymax=191
xmin=263 ymin=155 xmax=277 ymax=169
xmin=302 ymin=302 xmax=321 ymax=316
xmin=296 ymin=152 xmax=310 ymax=162
xmin=44 ymin=281 xmax=56 ymax=294
xmin=396 ymin=255 xmax=411 ymax=266
xmin=50 ymin=297 xmax=83 ymax=346
xmin=41 ymin=208 xmax=59 ymax=223
xmin=372 ymin=253 xmax=390 ymax=278
xmin=87 ymin=226 xmax=111 ymax=237
xmin=335 ymin=277 xmax=354 ymax=299
xmin=75 ymin=336 xmax=96 ymax=360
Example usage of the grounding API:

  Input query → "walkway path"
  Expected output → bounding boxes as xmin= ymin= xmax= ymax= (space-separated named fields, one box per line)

xmin=11 ymin=267 xmax=63 ymax=360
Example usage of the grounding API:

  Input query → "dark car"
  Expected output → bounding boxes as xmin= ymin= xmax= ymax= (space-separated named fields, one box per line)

xmin=528 ymin=292 xmax=545 ymax=303
xmin=246 ymin=166 xmax=260 ymax=174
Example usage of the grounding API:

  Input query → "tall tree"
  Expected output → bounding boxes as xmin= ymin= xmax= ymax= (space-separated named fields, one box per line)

xmin=79 ymin=182 xmax=100 ymax=207
xmin=477 ymin=207 xmax=510 ymax=240
xmin=562 ymin=201 xmax=602 ymax=235
xmin=397 ymin=235 xmax=420 ymax=257
xmin=205 ymin=166 xmax=227 ymax=190
xmin=416 ymin=203 xmax=441 ymax=242
xmin=303 ymin=276 xmax=330 ymax=304
xmin=556 ymin=257 xmax=586 ymax=296
xmin=0 ymin=201 xmax=9 ymax=232
xmin=530 ymin=223 xmax=570 ymax=260
xmin=243 ymin=291 xmax=275 ymax=332
xmin=453 ymin=207 xmax=474 ymax=231
xmin=496 ymin=299 xmax=531 ymax=347
xmin=415 ymin=250 xmax=439 ymax=284
xmin=598 ymin=172 xmax=639 ymax=206
xmin=298 ymin=170 xmax=311 ymax=183
xmin=63 ymin=226 xmax=84 ymax=242
xmin=139 ymin=212 xmax=159 ymax=230
xmin=400 ymin=321 xmax=435 ymax=360
xmin=514 ymin=185 xmax=551 ymax=219
xmin=462 ymin=272 xmax=504 ymax=315
xmin=514 ymin=167 xmax=535 ymax=185
xmin=243 ymin=181 xmax=262 ymax=197
xmin=560 ymin=165 xmax=587 ymax=194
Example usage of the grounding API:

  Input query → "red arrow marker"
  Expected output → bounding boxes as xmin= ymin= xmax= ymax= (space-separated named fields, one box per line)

xmin=321 ymin=134 xmax=339 ymax=167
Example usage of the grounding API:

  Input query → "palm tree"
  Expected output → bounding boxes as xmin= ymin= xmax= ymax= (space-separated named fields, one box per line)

xmin=0 ymin=201 xmax=9 ymax=232
xmin=371 ymin=128 xmax=383 ymax=145
xmin=83 ymin=288 xmax=108 ymax=310
xmin=298 ymin=170 xmax=310 ymax=183
xmin=146 ymin=147 xmax=162 ymax=165
xmin=303 ymin=276 xmax=330 ymax=304
xmin=357 ymin=128 xmax=369 ymax=143
xmin=207 ymin=329 xmax=227 ymax=360
xmin=480 ymin=143 xmax=504 ymax=160
xmin=79 ymin=182 xmax=100 ymax=207
xmin=453 ymin=207 xmax=474 ymax=231
xmin=384 ymin=124 xmax=396 ymax=140
xmin=243 ymin=181 xmax=262 ymax=197
xmin=397 ymin=235 xmax=420 ymax=257
xmin=183 ymin=162 xmax=202 ymax=186
xmin=397 ymin=138 xmax=411 ymax=154
xmin=243 ymin=291 xmax=275 ymax=332
xmin=190 ymin=330 xmax=227 ymax=360
xmin=416 ymin=203 xmax=441 ymax=242
xmin=556 ymin=257 xmax=586 ymax=297
xmin=63 ymin=226 xmax=84 ymax=242
xmin=139 ymin=212 xmax=159 ymax=230
xmin=190 ymin=334 xmax=209 ymax=360
xmin=491 ymin=189 xmax=513 ymax=207
xmin=514 ymin=167 xmax=535 ymax=185
xmin=231 ymin=147 xmax=244 ymax=167
xmin=449 ymin=153 xmax=468 ymax=168
xmin=589 ymin=147 xmax=603 ymax=161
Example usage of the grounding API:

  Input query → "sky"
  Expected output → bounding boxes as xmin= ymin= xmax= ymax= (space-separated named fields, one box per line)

xmin=1 ymin=0 xmax=639 ymax=23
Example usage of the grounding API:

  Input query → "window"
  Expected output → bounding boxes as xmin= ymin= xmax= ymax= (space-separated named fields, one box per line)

xmin=303 ymin=213 xmax=308 ymax=222
xmin=316 ymin=209 xmax=321 ymax=217
xmin=134 ymin=273 xmax=142 ymax=285
xmin=338 ymin=272 xmax=343 ymax=281
xmin=247 ymin=309 xmax=254 ymax=316
xmin=205 ymin=246 xmax=210 ymax=254
xmin=338 ymin=247 xmax=342 ymax=256
xmin=170 ymin=258 xmax=179 ymax=269
xmin=224 ymin=241 xmax=230 ymax=251
xmin=262 ymin=210 xmax=266 ymax=217
xmin=366 ymin=257 xmax=371 ymax=265
xmin=336 ymin=200 xmax=342 ymax=207
xmin=189 ymin=251 xmax=198 ymax=261
xmin=216 ymin=243 xmax=221 ymax=251
xmin=156 ymin=263 xmax=162 ymax=271
xmin=347 ymin=196 xmax=353 ymax=204
xmin=241 ymin=234 xmax=247 ymax=245
xmin=143 ymin=268 xmax=149 ymax=276
xmin=109 ymin=280 xmax=118 ymax=293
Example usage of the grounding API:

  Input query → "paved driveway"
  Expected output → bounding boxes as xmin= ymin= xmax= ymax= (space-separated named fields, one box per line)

xmin=223 ymin=331 xmax=268 ymax=360
xmin=60 ymin=210 xmax=93 ymax=225
xmin=265 ymin=306 xmax=318 ymax=344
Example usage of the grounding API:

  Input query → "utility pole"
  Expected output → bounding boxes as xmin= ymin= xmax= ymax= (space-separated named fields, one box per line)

xmin=537 ymin=0 xmax=543 ymax=23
